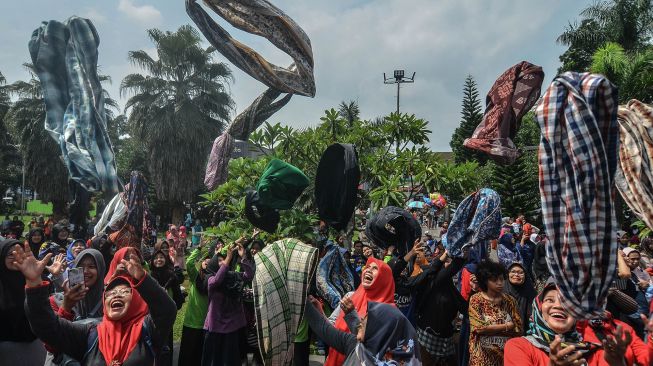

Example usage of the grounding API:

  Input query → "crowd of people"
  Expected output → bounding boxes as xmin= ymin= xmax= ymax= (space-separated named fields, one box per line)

xmin=1 ymin=212 xmax=653 ymax=366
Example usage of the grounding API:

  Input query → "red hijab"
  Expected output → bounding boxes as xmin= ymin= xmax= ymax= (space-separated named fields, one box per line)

xmin=97 ymin=276 xmax=149 ymax=365
xmin=104 ymin=247 xmax=143 ymax=285
xmin=325 ymin=257 xmax=395 ymax=366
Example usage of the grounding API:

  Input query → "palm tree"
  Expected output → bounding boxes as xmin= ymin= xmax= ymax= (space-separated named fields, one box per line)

xmin=5 ymin=64 xmax=69 ymax=216
xmin=338 ymin=100 xmax=360 ymax=127
xmin=120 ymin=25 xmax=233 ymax=223
xmin=590 ymin=42 xmax=653 ymax=102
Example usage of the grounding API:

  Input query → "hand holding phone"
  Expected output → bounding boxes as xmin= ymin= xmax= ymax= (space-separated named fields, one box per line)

xmin=68 ymin=267 xmax=84 ymax=287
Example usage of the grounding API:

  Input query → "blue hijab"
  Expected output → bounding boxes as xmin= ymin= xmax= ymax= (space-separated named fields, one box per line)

xmin=66 ymin=239 xmax=86 ymax=268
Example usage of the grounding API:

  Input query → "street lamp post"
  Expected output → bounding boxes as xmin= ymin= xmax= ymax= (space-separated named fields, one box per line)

xmin=384 ymin=70 xmax=415 ymax=114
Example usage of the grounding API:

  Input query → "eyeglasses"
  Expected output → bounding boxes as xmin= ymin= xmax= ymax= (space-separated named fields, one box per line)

xmin=105 ymin=288 xmax=132 ymax=299
xmin=509 ymin=270 xmax=525 ymax=275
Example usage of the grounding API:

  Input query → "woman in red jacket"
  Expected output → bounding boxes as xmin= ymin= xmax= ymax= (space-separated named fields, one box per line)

xmin=505 ymin=281 xmax=633 ymax=366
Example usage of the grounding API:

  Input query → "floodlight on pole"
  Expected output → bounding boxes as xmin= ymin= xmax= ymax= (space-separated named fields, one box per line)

xmin=384 ymin=69 xmax=415 ymax=114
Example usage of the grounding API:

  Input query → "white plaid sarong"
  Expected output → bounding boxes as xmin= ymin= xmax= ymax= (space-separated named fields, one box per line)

xmin=536 ymin=72 xmax=619 ymax=319
xmin=416 ymin=327 xmax=455 ymax=358
xmin=254 ymin=239 xmax=318 ymax=366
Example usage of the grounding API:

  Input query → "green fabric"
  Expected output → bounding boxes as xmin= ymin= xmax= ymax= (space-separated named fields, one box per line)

xmin=294 ymin=318 xmax=309 ymax=342
xmin=183 ymin=247 xmax=209 ymax=329
xmin=254 ymin=238 xmax=318 ymax=366
xmin=256 ymin=159 xmax=309 ymax=210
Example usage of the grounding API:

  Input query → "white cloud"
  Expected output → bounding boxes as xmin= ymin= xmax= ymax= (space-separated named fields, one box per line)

xmin=80 ymin=7 xmax=107 ymax=24
xmin=117 ymin=0 xmax=162 ymax=26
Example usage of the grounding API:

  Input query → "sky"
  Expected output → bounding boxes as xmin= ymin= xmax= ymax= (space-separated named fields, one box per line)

xmin=0 ymin=0 xmax=593 ymax=151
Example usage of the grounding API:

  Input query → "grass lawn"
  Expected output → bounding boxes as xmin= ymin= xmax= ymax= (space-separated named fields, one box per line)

xmin=26 ymin=200 xmax=53 ymax=215
xmin=173 ymin=279 xmax=190 ymax=342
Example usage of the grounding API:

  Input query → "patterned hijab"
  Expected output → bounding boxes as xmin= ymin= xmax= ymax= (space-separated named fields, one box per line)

xmin=525 ymin=283 xmax=587 ymax=353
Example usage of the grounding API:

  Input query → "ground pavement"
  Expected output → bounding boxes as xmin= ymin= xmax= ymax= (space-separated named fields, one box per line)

xmin=172 ymin=343 xmax=326 ymax=365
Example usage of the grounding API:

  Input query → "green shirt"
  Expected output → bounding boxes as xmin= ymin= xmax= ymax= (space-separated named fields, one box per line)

xmin=182 ymin=248 xmax=209 ymax=329
xmin=294 ymin=318 xmax=309 ymax=342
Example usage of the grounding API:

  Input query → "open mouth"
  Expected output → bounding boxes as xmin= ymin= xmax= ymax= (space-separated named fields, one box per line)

xmin=363 ymin=272 xmax=373 ymax=282
xmin=110 ymin=299 xmax=125 ymax=310
xmin=550 ymin=311 xmax=568 ymax=320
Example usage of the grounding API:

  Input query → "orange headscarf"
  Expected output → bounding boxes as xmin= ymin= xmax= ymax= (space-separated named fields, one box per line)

xmin=325 ymin=257 xmax=395 ymax=366
xmin=97 ymin=275 xmax=149 ymax=365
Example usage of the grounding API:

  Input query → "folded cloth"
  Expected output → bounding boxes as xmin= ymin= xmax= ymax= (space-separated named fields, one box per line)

xmin=443 ymin=188 xmax=501 ymax=259
xmin=185 ymin=0 xmax=315 ymax=97
xmin=464 ymin=61 xmax=544 ymax=164
xmin=253 ymin=238 xmax=318 ymax=366
xmin=365 ymin=206 xmax=421 ymax=256
xmin=536 ymin=72 xmax=619 ymax=318
xmin=256 ymin=159 xmax=309 ymax=210
xmin=29 ymin=16 xmax=119 ymax=194
xmin=615 ymin=100 xmax=653 ymax=230
xmin=315 ymin=144 xmax=360 ymax=231
xmin=245 ymin=189 xmax=280 ymax=233
xmin=316 ymin=242 xmax=355 ymax=309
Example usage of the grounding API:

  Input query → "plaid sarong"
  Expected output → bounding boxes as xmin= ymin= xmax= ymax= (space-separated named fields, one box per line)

xmin=29 ymin=16 xmax=119 ymax=195
xmin=417 ymin=327 xmax=455 ymax=358
xmin=536 ymin=72 xmax=619 ymax=318
xmin=615 ymin=100 xmax=653 ymax=230
xmin=254 ymin=239 xmax=318 ymax=366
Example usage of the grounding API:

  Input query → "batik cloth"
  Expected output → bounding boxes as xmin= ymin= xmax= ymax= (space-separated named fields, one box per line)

xmin=316 ymin=242 xmax=355 ymax=309
xmin=615 ymin=100 xmax=653 ymax=230
xmin=536 ymin=72 xmax=619 ymax=319
xmin=204 ymin=132 xmax=234 ymax=191
xmin=253 ymin=239 xmax=318 ymax=366
xmin=443 ymin=188 xmax=501 ymax=259
xmin=464 ymin=61 xmax=544 ymax=164
xmin=29 ymin=16 xmax=119 ymax=194
xmin=416 ymin=327 xmax=455 ymax=357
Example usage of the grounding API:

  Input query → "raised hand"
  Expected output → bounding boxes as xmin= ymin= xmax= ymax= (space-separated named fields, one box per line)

xmin=62 ymin=280 xmax=89 ymax=312
xmin=120 ymin=253 xmax=146 ymax=281
xmin=602 ymin=325 xmax=631 ymax=365
xmin=12 ymin=242 xmax=52 ymax=287
xmin=46 ymin=253 xmax=68 ymax=276
xmin=236 ymin=243 xmax=245 ymax=258
xmin=548 ymin=336 xmax=586 ymax=366
xmin=339 ymin=294 xmax=354 ymax=314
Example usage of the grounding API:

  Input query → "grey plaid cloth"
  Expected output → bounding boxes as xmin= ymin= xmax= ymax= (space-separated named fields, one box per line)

xmin=254 ymin=239 xmax=318 ymax=366
xmin=536 ymin=72 xmax=619 ymax=319
xmin=615 ymin=100 xmax=653 ymax=230
xmin=416 ymin=327 xmax=455 ymax=358
xmin=29 ymin=16 xmax=119 ymax=194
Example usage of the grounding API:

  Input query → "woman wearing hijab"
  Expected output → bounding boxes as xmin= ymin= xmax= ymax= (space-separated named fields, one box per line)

xmin=51 ymin=223 xmax=72 ymax=247
xmin=178 ymin=240 xmax=218 ymax=366
xmin=149 ymin=250 xmax=184 ymax=366
xmin=505 ymin=281 xmax=633 ymax=366
xmin=305 ymin=297 xmax=420 ymax=365
xmin=531 ymin=235 xmax=551 ymax=293
xmin=468 ymin=260 xmax=522 ymax=366
xmin=504 ymin=262 xmax=536 ymax=335
xmin=26 ymin=227 xmax=46 ymax=256
xmin=45 ymin=249 xmax=107 ymax=364
xmin=167 ymin=226 xmax=186 ymax=269
xmin=0 ymin=239 xmax=46 ymax=364
xmin=66 ymin=239 xmax=87 ymax=268
xmin=14 ymin=241 xmax=177 ymax=365
xmin=323 ymin=257 xmax=396 ymax=366
xmin=497 ymin=233 xmax=522 ymax=269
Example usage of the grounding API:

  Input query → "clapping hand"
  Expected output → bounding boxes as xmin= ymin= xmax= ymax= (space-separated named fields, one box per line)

xmin=602 ymin=325 xmax=631 ymax=366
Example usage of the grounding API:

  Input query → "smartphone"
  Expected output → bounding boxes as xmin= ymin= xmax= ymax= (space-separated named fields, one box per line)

xmin=68 ymin=267 xmax=84 ymax=287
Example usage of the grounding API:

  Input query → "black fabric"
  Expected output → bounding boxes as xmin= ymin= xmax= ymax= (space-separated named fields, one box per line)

xmin=532 ymin=242 xmax=550 ymax=282
xmin=204 ymin=253 xmax=244 ymax=299
xmin=202 ymin=328 xmax=242 ymax=366
xmin=363 ymin=302 xmax=420 ymax=362
xmin=178 ymin=326 xmax=206 ymax=366
xmin=245 ymin=189 xmax=280 ymax=233
xmin=365 ymin=206 xmax=421 ymax=255
xmin=0 ymin=239 xmax=36 ymax=342
xmin=150 ymin=250 xmax=185 ymax=309
xmin=315 ymin=143 xmax=360 ymax=231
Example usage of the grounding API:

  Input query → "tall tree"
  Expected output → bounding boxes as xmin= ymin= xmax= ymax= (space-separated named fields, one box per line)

xmin=338 ymin=100 xmax=360 ymax=127
xmin=450 ymin=75 xmax=485 ymax=164
xmin=121 ymin=25 xmax=233 ymax=223
xmin=0 ymin=71 xmax=21 ymax=209
xmin=557 ymin=0 xmax=653 ymax=73
xmin=590 ymin=42 xmax=653 ymax=102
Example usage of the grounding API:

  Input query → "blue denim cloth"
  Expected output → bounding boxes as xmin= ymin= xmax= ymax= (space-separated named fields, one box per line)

xmin=443 ymin=188 xmax=501 ymax=258
xmin=29 ymin=17 xmax=119 ymax=194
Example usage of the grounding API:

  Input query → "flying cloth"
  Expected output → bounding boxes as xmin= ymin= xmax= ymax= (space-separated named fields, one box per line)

xmin=365 ymin=206 xmax=421 ymax=256
xmin=29 ymin=16 xmax=120 ymax=195
xmin=536 ymin=72 xmax=619 ymax=319
xmin=256 ymin=159 xmax=309 ymax=210
xmin=315 ymin=144 xmax=360 ymax=231
xmin=316 ymin=241 xmax=355 ymax=309
xmin=464 ymin=61 xmax=544 ymax=164
xmin=615 ymin=100 xmax=653 ymax=230
xmin=187 ymin=0 xmax=315 ymax=190
xmin=443 ymin=188 xmax=501 ymax=259
xmin=253 ymin=238 xmax=318 ymax=366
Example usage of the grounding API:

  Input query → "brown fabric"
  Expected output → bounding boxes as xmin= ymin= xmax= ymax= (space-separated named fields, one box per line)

xmin=464 ymin=61 xmax=544 ymax=164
